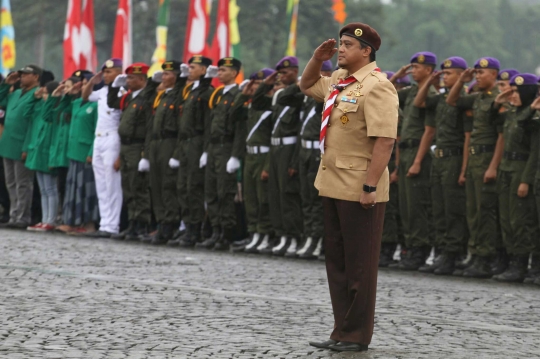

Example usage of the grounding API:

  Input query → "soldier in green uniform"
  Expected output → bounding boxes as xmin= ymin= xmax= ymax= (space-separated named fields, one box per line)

xmin=251 ymin=56 xmax=303 ymax=256
xmin=169 ymin=56 xmax=215 ymax=247
xmin=497 ymin=69 xmax=519 ymax=94
xmin=491 ymin=73 xmax=539 ymax=282
xmin=140 ymin=60 xmax=188 ymax=244
xmin=107 ymin=63 xmax=155 ymax=241
xmin=389 ymin=52 xmax=438 ymax=270
xmin=446 ymin=57 xmax=503 ymax=278
xmin=413 ymin=57 xmax=471 ymax=275
xmin=532 ymin=99 xmax=540 ymax=286
xmin=199 ymin=57 xmax=245 ymax=250
xmin=228 ymin=68 xmax=275 ymax=253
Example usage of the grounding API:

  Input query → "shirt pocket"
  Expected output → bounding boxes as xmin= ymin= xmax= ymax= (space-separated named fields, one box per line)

xmin=335 ymin=155 xmax=368 ymax=171
xmin=335 ymin=102 xmax=360 ymax=131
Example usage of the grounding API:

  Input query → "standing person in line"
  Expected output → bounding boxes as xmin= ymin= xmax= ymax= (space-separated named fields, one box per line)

xmin=301 ymin=23 xmax=398 ymax=352
xmin=0 ymin=65 xmax=42 ymax=229
xmin=81 ymin=59 xmax=124 ymax=238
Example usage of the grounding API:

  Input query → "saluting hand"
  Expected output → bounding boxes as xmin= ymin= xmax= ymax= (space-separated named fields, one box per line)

xmin=429 ymin=71 xmax=442 ymax=86
xmin=34 ymin=87 xmax=45 ymax=99
xmin=52 ymin=83 xmax=66 ymax=97
xmin=263 ymin=71 xmax=278 ymax=86
xmin=531 ymin=97 xmax=540 ymax=111
xmin=393 ymin=64 xmax=412 ymax=79
xmin=5 ymin=72 xmax=20 ymax=85
xmin=90 ymin=71 xmax=103 ymax=85
xmin=313 ymin=39 xmax=338 ymax=61
xmin=69 ymin=82 xmax=83 ymax=95
xmin=495 ymin=88 xmax=512 ymax=105
xmin=459 ymin=68 xmax=475 ymax=83
xmin=242 ymin=80 xmax=255 ymax=96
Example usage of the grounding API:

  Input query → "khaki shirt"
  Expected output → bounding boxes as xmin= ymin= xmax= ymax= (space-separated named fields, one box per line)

xmin=307 ymin=61 xmax=398 ymax=202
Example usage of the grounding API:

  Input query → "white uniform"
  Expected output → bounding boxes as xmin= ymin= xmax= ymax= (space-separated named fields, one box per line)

xmin=89 ymin=86 xmax=123 ymax=234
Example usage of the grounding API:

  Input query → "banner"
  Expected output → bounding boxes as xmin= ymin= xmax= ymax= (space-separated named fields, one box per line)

xmin=209 ymin=0 xmax=230 ymax=62
xmin=148 ymin=0 xmax=170 ymax=76
xmin=80 ymin=0 xmax=97 ymax=72
xmin=183 ymin=0 xmax=211 ymax=63
xmin=63 ymin=0 xmax=81 ymax=79
xmin=112 ymin=0 xmax=132 ymax=69
xmin=0 ymin=0 xmax=15 ymax=77
xmin=285 ymin=0 xmax=299 ymax=56
xmin=332 ymin=0 xmax=347 ymax=24
xmin=229 ymin=0 xmax=243 ymax=82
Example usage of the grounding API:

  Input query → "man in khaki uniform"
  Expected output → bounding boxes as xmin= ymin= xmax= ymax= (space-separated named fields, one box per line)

xmin=300 ymin=23 xmax=398 ymax=353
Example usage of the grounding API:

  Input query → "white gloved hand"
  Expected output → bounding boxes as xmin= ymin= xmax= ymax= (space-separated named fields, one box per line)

xmin=138 ymin=158 xmax=150 ymax=172
xmin=205 ymin=65 xmax=219 ymax=78
xmin=239 ymin=79 xmax=250 ymax=91
xmin=169 ymin=158 xmax=180 ymax=169
xmin=112 ymin=74 xmax=127 ymax=88
xmin=199 ymin=152 xmax=208 ymax=168
xmin=180 ymin=64 xmax=190 ymax=78
xmin=226 ymin=157 xmax=241 ymax=174
xmin=152 ymin=71 xmax=163 ymax=83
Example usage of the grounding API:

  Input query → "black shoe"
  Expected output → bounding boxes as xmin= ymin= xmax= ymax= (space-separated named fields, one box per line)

xmin=257 ymin=236 xmax=276 ymax=255
xmin=168 ymin=224 xmax=190 ymax=247
xmin=213 ymin=228 xmax=234 ymax=251
xmin=433 ymin=252 xmax=457 ymax=275
xmin=300 ymin=237 xmax=323 ymax=259
xmin=398 ymin=247 xmax=429 ymax=271
xmin=462 ymin=256 xmax=492 ymax=278
xmin=493 ymin=255 xmax=528 ymax=283
xmin=0 ymin=221 xmax=12 ymax=229
xmin=491 ymin=248 xmax=509 ymax=275
xmin=284 ymin=237 xmax=299 ymax=258
xmin=244 ymin=233 xmax=263 ymax=253
xmin=318 ymin=245 xmax=326 ymax=261
xmin=127 ymin=222 xmax=148 ymax=241
xmin=179 ymin=223 xmax=201 ymax=248
xmin=418 ymin=252 xmax=444 ymax=273
xmin=272 ymin=236 xmax=290 ymax=256
xmin=231 ymin=237 xmax=251 ymax=253
xmin=151 ymin=224 xmax=173 ymax=245
xmin=379 ymin=243 xmax=397 ymax=267
xmin=85 ymin=230 xmax=114 ymax=238
xmin=534 ymin=276 xmax=540 ymax=286
xmin=112 ymin=221 xmax=135 ymax=240
xmin=8 ymin=222 xmax=30 ymax=230
xmin=196 ymin=226 xmax=220 ymax=249
xmin=455 ymin=254 xmax=475 ymax=270
xmin=524 ymin=254 xmax=540 ymax=283
xmin=329 ymin=341 xmax=368 ymax=352
xmin=308 ymin=339 xmax=337 ymax=349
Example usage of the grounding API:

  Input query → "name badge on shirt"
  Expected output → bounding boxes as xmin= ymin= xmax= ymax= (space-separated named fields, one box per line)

xmin=341 ymin=97 xmax=357 ymax=104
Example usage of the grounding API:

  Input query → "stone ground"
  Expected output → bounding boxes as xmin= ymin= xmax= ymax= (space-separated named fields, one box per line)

xmin=0 ymin=229 xmax=539 ymax=359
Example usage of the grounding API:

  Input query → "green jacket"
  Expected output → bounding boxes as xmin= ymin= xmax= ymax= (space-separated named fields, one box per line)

xmin=49 ymin=95 xmax=73 ymax=168
xmin=0 ymin=83 xmax=39 ymax=161
xmin=25 ymin=97 xmax=57 ymax=173
xmin=456 ymin=88 xmax=501 ymax=146
xmin=67 ymin=98 xmax=98 ymax=163
xmin=398 ymin=84 xmax=438 ymax=141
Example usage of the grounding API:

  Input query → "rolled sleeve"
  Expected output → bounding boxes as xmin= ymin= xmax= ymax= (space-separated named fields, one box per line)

xmin=307 ymin=76 xmax=332 ymax=103
xmin=364 ymin=81 xmax=399 ymax=139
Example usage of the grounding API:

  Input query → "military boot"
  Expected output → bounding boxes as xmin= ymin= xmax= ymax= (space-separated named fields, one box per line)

xmin=462 ymin=255 xmax=492 ymax=278
xmin=284 ymin=237 xmax=299 ymax=258
xmin=309 ymin=238 xmax=324 ymax=260
xmin=255 ymin=234 xmax=272 ymax=254
xmin=125 ymin=221 xmax=142 ymax=241
xmin=388 ymin=245 xmax=407 ymax=269
xmin=317 ymin=244 xmax=325 ymax=261
xmin=524 ymin=254 xmax=540 ymax=283
xmin=418 ymin=251 xmax=444 ymax=274
xmin=272 ymin=236 xmax=291 ymax=256
xmin=152 ymin=223 xmax=172 ymax=245
xmin=213 ymin=228 xmax=232 ymax=251
xmin=490 ymin=248 xmax=509 ymax=276
xmin=398 ymin=246 xmax=429 ymax=271
xmin=168 ymin=223 xmax=191 ymax=247
xmin=140 ymin=225 xmax=160 ymax=243
xmin=231 ymin=233 xmax=253 ymax=253
xmin=131 ymin=222 xmax=149 ymax=241
xmin=453 ymin=254 xmax=475 ymax=276
xmin=244 ymin=233 xmax=263 ymax=253
xmin=111 ymin=221 xmax=135 ymax=240
xmin=379 ymin=243 xmax=397 ymax=267
xmin=493 ymin=255 xmax=528 ymax=283
xmin=433 ymin=252 xmax=457 ymax=275
xmin=299 ymin=237 xmax=321 ymax=260
xmin=179 ymin=223 xmax=201 ymax=248
xmin=196 ymin=226 xmax=221 ymax=249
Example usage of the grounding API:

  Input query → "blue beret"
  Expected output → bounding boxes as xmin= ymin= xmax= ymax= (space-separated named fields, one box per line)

xmin=474 ymin=57 xmax=500 ymax=70
xmin=321 ymin=60 xmax=333 ymax=72
xmin=276 ymin=56 xmax=298 ymax=70
xmin=410 ymin=52 xmax=437 ymax=65
xmin=498 ymin=69 xmax=519 ymax=81
xmin=101 ymin=58 xmax=122 ymax=70
xmin=250 ymin=68 xmax=275 ymax=80
xmin=441 ymin=57 xmax=467 ymax=70
xmin=510 ymin=73 xmax=538 ymax=86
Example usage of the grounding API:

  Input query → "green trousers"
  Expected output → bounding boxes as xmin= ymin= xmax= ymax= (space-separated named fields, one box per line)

xmin=177 ymin=135 xmax=205 ymax=225
xmin=430 ymin=155 xmax=469 ymax=253
xmin=205 ymin=142 xmax=237 ymax=230
xmin=243 ymin=152 xmax=271 ymax=235
xmin=498 ymin=169 xmax=538 ymax=255
xmin=299 ymin=147 xmax=323 ymax=239
xmin=398 ymin=147 xmax=433 ymax=248
xmin=268 ymin=144 xmax=302 ymax=238
xmin=532 ymin=178 xmax=540 ymax=255
xmin=120 ymin=143 xmax=151 ymax=224
xmin=465 ymin=152 xmax=501 ymax=257
xmin=149 ymin=138 xmax=179 ymax=224
xmin=382 ymin=160 xmax=400 ymax=244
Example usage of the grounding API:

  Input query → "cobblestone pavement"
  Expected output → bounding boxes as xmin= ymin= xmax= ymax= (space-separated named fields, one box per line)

xmin=1 ymin=230 xmax=539 ymax=359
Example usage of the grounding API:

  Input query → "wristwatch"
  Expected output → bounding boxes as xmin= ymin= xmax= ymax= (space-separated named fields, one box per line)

xmin=363 ymin=184 xmax=377 ymax=193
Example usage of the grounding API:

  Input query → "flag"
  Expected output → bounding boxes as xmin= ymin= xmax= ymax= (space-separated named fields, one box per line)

xmin=0 ymin=0 xmax=15 ymax=76
xmin=80 ymin=0 xmax=97 ymax=72
xmin=183 ymin=0 xmax=211 ymax=63
xmin=285 ymin=0 xmax=300 ymax=56
xmin=229 ymin=0 xmax=243 ymax=82
xmin=112 ymin=0 xmax=132 ymax=69
xmin=149 ymin=0 xmax=171 ymax=76
xmin=209 ymin=0 xmax=230 ymax=62
xmin=63 ymin=0 xmax=81 ymax=79
xmin=332 ymin=0 xmax=347 ymax=24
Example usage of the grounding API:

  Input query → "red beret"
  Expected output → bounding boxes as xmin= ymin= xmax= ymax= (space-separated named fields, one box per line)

xmin=125 ymin=63 xmax=149 ymax=75
xmin=339 ymin=22 xmax=381 ymax=51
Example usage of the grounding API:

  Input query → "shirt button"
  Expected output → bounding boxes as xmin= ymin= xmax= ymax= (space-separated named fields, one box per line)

xmin=333 ymin=103 xmax=338 ymax=108
xmin=349 ymin=164 xmax=353 ymax=169
xmin=322 ymin=165 xmax=326 ymax=170
xmin=327 ymin=123 xmax=331 ymax=127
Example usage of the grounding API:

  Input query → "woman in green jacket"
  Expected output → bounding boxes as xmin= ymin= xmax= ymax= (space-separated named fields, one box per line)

xmin=26 ymin=81 xmax=60 ymax=231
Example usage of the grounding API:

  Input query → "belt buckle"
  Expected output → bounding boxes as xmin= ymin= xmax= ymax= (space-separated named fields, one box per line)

xmin=470 ymin=147 xmax=476 ymax=155
xmin=437 ymin=149 xmax=443 ymax=158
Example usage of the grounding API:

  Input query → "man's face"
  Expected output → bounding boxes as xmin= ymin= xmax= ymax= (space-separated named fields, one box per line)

xmin=64 ymin=79 xmax=74 ymax=93
xmin=410 ymin=63 xmax=433 ymax=82
xmin=497 ymin=80 xmax=511 ymax=93
xmin=475 ymin=68 xmax=498 ymax=90
xmin=337 ymin=35 xmax=369 ymax=69
xmin=277 ymin=67 xmax=298 ymax=86
xmin=188 ymin=63 xmax=206 ymax=81
xmin=19 ymin=73 xmax=39 ymax=87
xmin=442 ymin=69 xmax=462 ymax=89
xmin=126 ymin=74 xmax=146 ymax=91
xmin=161 ymin=70 xmax=177 ymax=88
xmin=102 ymin=67 xmax=122 ymax=85
xmin=218 ymin=66 xmax=237 ymax=84
xmin=251 ymin=79 xmax=263 ymax=93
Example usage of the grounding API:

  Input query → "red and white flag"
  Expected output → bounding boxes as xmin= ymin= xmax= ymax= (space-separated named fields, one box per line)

xmin=208 ymin=0 xmax=230 ymax=63
xmin=80 ymin=0 xmax=97 ymax=72
xmin=112 ymin=0 xmax=132 ymax=68
xmin=183 ymin=0 xmax=211 ymax=63
xmin=63 ymin=0 xmax=81 ymax=79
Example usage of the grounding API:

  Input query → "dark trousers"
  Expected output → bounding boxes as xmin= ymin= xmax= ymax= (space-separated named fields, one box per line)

xmin=323 ymin=197 xmax=386 ymax=345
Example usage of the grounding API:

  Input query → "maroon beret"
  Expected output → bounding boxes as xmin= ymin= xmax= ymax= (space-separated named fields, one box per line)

xmin=339 ymin=22 xmax=381 ymax=51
